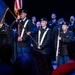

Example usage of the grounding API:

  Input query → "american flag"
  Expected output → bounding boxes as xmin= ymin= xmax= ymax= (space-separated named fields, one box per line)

xmin=14 ymin=0 xmax=23 ymax=15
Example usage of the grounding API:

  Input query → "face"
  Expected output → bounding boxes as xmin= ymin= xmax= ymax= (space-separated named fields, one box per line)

xmin=51 ymin=14 xmax=56 ymax=19
xmin=62 ymin=25 xmax=68 ymax=31
xmin=41 ymin=21 xmax=47 ymax=27
xmin=36 ymin=22 xmax=41 ymax=28
xmin=70 ymin=16 xmax=75 ymax=22
xmin=20 ymin=13 xmax=27 ymax=19
xmin=32 ymin=17 xmax=36 ymax=22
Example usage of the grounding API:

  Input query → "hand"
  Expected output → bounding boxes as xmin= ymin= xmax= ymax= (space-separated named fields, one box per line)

xmin=38 ymin=45 xmax=41 ymax=49
xmin=26 ymin=32 xmax=31 ymax=35
xmin=18 ymin=37 xmax=22 ymax=42
xmin=58 ymin=36 xmax=61 ymax=40
xmin=16 ymin=15 xmax=20 ymax=21
xmin=31 ymin=44 xmax=33 ymax=47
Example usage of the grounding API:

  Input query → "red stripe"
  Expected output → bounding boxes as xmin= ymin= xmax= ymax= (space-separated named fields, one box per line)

xmin=14 ymin=0 xmax=23 ymax=15
xmin=19 ymin=0 xmax=22 ymax=8
xmin=16 ymin=1 xmax=18 ymax=9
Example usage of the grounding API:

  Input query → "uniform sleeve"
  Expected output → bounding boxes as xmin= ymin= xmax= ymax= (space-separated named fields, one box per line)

xmin=61 ymin=31 xmax=74 ymax=43
xmin=10 ymin=20 xmax=18 ymax=29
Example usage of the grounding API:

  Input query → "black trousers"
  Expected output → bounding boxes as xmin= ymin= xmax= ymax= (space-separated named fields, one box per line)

xmin=31 ymin=50 xmax=54 ymax=75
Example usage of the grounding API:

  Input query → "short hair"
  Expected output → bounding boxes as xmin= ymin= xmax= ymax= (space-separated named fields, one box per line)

xmin=32 ymin=16 xmax=36 ymax=19
xmin=51 ymin=13 xmax=56 ymax=16
xmin=41 ymin=18 xmax=48 ymax=22
xmin=21 ymin=10 xmax=28 ymax=14
xmin=62 ymin=22 xmax=69 ymax=26
xmin=58 ymin=18 xmax=64 ymax=23
xmin=70 ymin=16 xmax=75 ymax=19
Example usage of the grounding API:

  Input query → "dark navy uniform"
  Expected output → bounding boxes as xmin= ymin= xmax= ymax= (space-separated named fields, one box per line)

xmin=58 ymin=30 xmax=74 ymax=65
xmin=48 ymin=19 xmax=58 ymax=30
xmin=31 ymin=18 xmax=53 ymax=75
xmin=37 ymin=27 xmax=51 ymax=54
xmin=60 ymin=31 xmax=74 ymax=56
xmin=15 ymin=10 xmax=33 ymax=56
xmin=17 ymin=18 xmax=33 ymax=55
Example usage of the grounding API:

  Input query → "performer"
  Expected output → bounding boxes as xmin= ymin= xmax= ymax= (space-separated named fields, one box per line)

xmin=48 ymin=13 xmax=58 ymax=30
xmin=27 ymin=18 xmax=53 ymax=75
xmin=17 ymin=10 xmax=33 ymax=56
xmin=37 ymin=18 xmax=53 ymax=75
xmin=52 ymin=42 xmax=75 ymax=75
xmin=58 ymin=22 xmax=74 ymax=66
xmin=10 ymin=15 xmax=21 ymax=62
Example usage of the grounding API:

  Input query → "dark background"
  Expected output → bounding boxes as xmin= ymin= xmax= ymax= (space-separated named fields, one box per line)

xmin=4 ymin=0 xmax=75 ymax=24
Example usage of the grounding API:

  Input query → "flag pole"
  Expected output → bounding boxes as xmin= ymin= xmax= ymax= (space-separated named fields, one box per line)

xmin=1 ymin=8 xmax=9 ymax=23
xmin=8 ymin=9 xmax=16 ymax=19
xmin=56 ymin=28 xmax=60 ymax=66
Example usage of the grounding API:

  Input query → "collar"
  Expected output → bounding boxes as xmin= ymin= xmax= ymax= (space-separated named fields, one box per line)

xmin=42 ymin=26 xmax=47 ymax=29
xmin=32 ymin=22 xmax=36 ymax=25
xmin=52 ymin=19 xmax=56 ymax=22
xmin=63 ymin=30 xmax=68 ymax=33
xmin=23 ymin=17 xmax=27 ymax=21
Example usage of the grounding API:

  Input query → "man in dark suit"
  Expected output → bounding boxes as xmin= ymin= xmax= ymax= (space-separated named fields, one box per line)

xmin=17 ymin=10 xmax=33 ymax=56
xmin=48 ymin=13 xmax=58 ymax=30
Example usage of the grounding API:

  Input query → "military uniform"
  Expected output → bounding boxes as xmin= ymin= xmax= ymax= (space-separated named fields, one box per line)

xmin=48 ymin=19 xmax=58 ymax=30
xmin=58 ymin=30 xmax=74 ymax=65
xmin=31 ymin=18 xmax=53 ymax=75
xmin=17 ymin=10 xmax=33 ymax=55
xmin=17 ymin=18 xmax=33 ymax=55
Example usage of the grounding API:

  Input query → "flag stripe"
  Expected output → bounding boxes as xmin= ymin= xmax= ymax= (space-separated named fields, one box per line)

xmin=14 ymin=0 xmax=23 ymax=10
xmin=19 ymin=0 xmax=21 ymax=8
xmin=17 ymin=0 xmax=20 ymax=8
xmin=14 ymin=0 xmax=23 ymax=15
xmin=20 ymin=0 xmax=22 ymax=8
